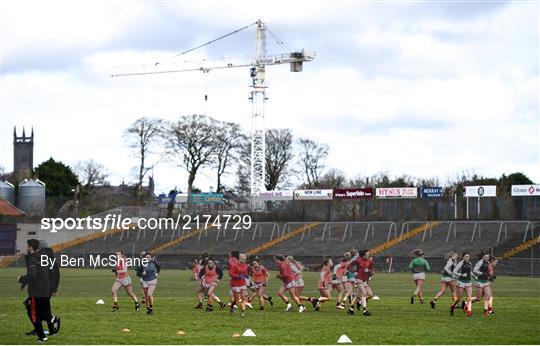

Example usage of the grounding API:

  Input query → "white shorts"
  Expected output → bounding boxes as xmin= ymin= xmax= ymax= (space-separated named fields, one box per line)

xmin=413 ymin=272 xmax=426 ymax=281
xmin=202 ymin=281 xmax=217 ymax=290
xmin=141 ymin=279 xmax=157 ymax=288
xmin=457 ymin=281 xmax=472 ymax=288
xmin=230 ymin=285 xmax=247 ymax=293
xmin=341 ymin=276 xmax=349 ymax=283
xmin=354 ymin=278 xmax=368 ymax=286
xmin=245 ymin=278 xmax=255 ymax=289
xmin=250 ymin=282 xmax=266 ymax=289
xmin=475 ymin=281 xmax=490 ymax=288
xmin=282 ymin=281 xmax=296 ymax=290
xmin=441 ymin=276 xmax=455 ymax=283
xmin=116 ymin=276 xmax=132 ymax=287
xmin=331 ymin=279 xmax=340 ymax=286
xmin=294 ymin=278 xmax=304 ymax=288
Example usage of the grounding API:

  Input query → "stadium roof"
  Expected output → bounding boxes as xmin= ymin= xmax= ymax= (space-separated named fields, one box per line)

xmin=0 ymin=198 xmax=25 ymax=217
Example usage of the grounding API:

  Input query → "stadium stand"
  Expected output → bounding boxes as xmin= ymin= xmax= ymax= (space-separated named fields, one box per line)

xmin=7 ymin=218 xmax=538 ymax=276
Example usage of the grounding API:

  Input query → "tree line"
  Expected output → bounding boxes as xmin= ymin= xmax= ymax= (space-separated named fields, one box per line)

xmin=123 ymin=115 xmax=332 ymax=198
xmin=2 ymin=114 xmax=533 ymax=202
xmin=122 ymin=115 xmax=534 ymax=200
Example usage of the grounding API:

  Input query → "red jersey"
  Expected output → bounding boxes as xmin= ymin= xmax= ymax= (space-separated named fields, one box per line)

xmin=318 ymin=266 xmax=331 ymax=290
xmin=203 ymin=266 xmax=219 ymax=284
xmin=192 ymin=263 xmax=203 ymax=281
xmin=354 ymin=257 xmax=374 ymax=282
xmin=229 ymin=262 xmax=248 ymax=287
xmin=250 ymin=265 xmax=269 ymax=284
xmin=115 ymin=257 xmax=128 ymax=279
xmin=488 ymin=262 xmax=495 ymax=278
xmin=228 ymin=256 xmax=239 ymax=268
xmin=277 ymin=261 xmax=295 ymax=284
xmin=334 ymin=262 xmax=348 ymax=279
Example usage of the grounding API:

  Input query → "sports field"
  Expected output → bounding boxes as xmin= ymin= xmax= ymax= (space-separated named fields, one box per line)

xmin=0 ymin=268 xmax=539 ymax=344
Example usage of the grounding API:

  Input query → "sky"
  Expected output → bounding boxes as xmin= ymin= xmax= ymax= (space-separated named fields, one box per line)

xmin=0 ymin=0 xmax=539 ymax=195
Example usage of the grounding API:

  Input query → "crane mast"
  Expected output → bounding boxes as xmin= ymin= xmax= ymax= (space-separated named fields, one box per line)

xmin=111 ymin=20 xmax=314 ymax=209
xmin=250 ymin=20 xmax=267 ymax=205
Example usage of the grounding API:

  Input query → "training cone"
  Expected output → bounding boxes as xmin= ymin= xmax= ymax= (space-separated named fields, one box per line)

xmin=372 ymin=295 xmax=380 ymax=300
xmin=232 ymin=333 xmax=241 ymax=338
xmin=122 ymin=328 xmax=130 ymax=333
xmin=337 ymin=335 xmax=352 ymax=344
xmin=177 ymin=330 xmax=186 ymax=336
xmin=96 ymin=299 xmax=105 ymax=304
xmin=242 ymin=329 xmax=256 ymax=337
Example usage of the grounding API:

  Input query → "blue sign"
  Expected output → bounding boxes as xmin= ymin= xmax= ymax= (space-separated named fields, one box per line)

xmin=420 ymin=187 xmax=444 ymax=198
xmin=189 ymin=193 xmax=225 ymax=204
xmin=157 ymin=193 xmax=176 ymax=205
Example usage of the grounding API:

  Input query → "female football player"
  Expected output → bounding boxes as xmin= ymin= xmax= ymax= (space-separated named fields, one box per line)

xmin=451 ymin=252 xmax=473 ymax=317
xmin=111 ymin=251 xmax=140 ymax=312
xmin=408 ymin=249 xmax=430 ymax=304
xmin=430 ymin=252 xmax=458 ymax=308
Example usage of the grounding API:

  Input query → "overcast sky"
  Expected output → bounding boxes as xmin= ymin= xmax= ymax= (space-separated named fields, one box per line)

xmin=0 ymin=0 xmax=538 ymax=194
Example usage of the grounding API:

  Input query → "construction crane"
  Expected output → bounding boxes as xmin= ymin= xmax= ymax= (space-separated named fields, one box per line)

xmin=112 ymin=20 xmax=315 ymax=207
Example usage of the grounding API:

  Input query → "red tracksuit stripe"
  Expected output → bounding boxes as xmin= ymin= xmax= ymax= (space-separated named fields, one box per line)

xmin=31 ymin=298 xmax=36 ymax=323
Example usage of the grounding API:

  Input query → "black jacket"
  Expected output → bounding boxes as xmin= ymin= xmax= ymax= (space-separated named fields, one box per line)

xmin=22 ymin=252 xmax=50 ymax=298
xmin=40 ymin=247 xmax=60 ymax=295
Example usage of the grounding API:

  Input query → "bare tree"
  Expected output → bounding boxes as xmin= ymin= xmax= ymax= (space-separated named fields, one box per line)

xmin=235 ymin=133 xmax=251 ymax=197
xmin=214 ymin=121 xmax=242 ymax=193
xmin=265 ymin=129 xmax=294 ymax=191
xmin=318 ymin=168 xmax=347 ymax=188
xmin=164 ymin=114 xmax=218 ymax=195
xmin=297 ymin=138 xmax=328 ymax=188
xmin=124 ymin=117 xmax=163 ymax=196
xmin=75 ymin=160 xmax=109 ymax=189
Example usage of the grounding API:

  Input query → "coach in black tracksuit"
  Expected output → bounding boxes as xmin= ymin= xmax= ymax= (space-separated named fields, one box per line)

xmin=18 ymin=239 xmax=59 ymax=341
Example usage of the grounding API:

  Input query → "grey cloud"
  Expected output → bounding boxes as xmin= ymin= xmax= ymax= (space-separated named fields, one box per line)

xmin=307 ymin=114 xmax=451 ymax=136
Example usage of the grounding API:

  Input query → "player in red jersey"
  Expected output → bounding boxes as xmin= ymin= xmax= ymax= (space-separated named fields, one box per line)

xmin=198 ymin=258 xmax=226 ymax=311
xmin=347 ymin=249 xmax=374 ymax=316
xmin=342 ymin=251 xmax=356 ymax=306
xmin=331 ymin=257 xmax=349 ymax=309
xmin=191 ymin=258 xmax=205 ymax=309
xmin=486 ymin=255 xmax=497 ymax=314
xmin=247 ymin=258 xmax=273 ymax=310
xmin=274 ymin=255 xmax=306 ymax=313
xmin=229 ymin=253 xmax=249 ymax=316
xmin=111 ymin=251 xmax=140 ymax=312
xmin=309 ymin=258 xmax=333 ymax=310
xmin=286 ymin=256 xmax=311 ymax=302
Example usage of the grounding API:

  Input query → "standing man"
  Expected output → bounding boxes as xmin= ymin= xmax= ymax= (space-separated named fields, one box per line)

xmin=18 ymin=239 xmax=59 ymax=342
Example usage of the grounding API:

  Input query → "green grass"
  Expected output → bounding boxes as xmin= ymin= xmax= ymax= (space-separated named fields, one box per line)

xmin=0 ymin=268 xmax=539 ymax=344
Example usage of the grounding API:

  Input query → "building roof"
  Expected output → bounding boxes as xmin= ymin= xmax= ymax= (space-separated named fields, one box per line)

xmin=0 ymin=198 xmax=25 ymax=217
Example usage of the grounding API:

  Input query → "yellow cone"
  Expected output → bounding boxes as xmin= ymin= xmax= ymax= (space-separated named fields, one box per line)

xmin=122 ymin=328 xmax=130 ymax=333
xmin=177 ymin=330 xmax=186 ymax=336
xmin=232 ymin=333 xmax=241 ymax=338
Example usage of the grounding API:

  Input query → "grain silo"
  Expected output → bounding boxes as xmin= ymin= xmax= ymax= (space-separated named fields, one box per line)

xmin=0 ymin=180 xmax=15 ymax=204
xmin=18 ymin=179 xmax=46 ymax=216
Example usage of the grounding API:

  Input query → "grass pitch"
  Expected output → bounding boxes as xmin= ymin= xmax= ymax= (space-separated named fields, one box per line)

xmin=0 ymin=268 xmax=539 ymax=344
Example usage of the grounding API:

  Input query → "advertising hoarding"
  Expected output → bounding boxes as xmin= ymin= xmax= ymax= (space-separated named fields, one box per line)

xmin=376 ymin=187 xmax=418 ymax=199
xmin=294 ymin=189 xmax=333 ymax=200
xmin=420 ymin=187 xmax=444 ymax=198
xmin=464 ymin=186 xmax=497 ymax=197
xmin=333 ymin=188 xmax=374 ymax=199
xmin=511 ymin=184 xmax=540 ymax=196
xmin=257 ymin=190 xmax=294 ymax=201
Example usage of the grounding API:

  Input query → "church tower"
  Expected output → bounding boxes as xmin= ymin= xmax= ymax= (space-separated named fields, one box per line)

xmin=13 ymin=126 xmax=34 ymax=180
